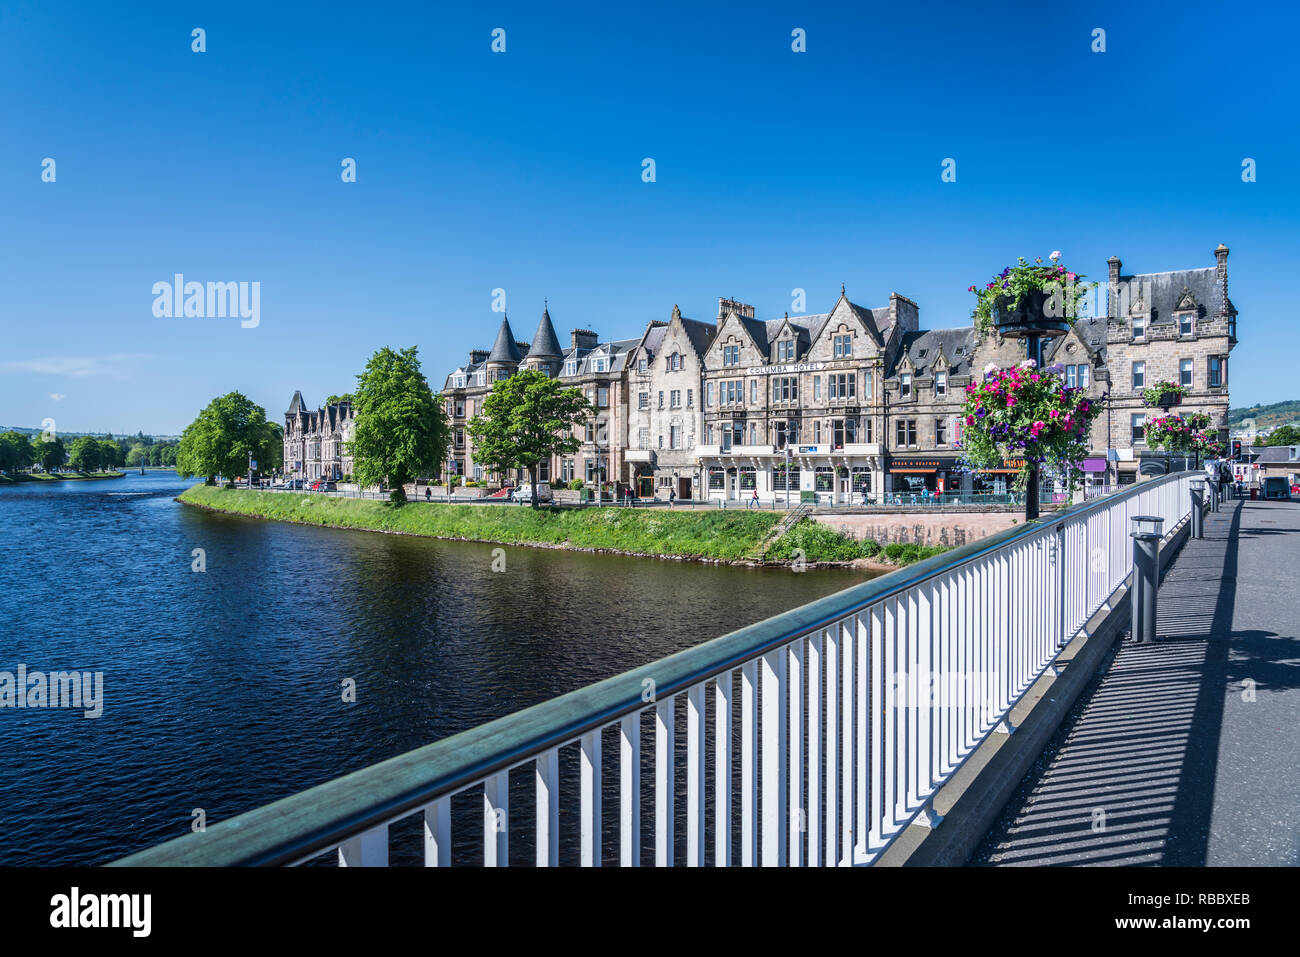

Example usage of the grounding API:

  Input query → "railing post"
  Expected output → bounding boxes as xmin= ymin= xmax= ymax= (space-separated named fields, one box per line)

xmin=1207 ymin=478 xmax=1220 ymax=513
xmin=1190 ymin=478 xmax=1204 ymax=539
xmin=1129 ymin=516 xmax=1163 ymax=643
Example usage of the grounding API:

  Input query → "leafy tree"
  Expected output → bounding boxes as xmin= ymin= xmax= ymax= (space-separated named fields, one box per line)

xmin=0 ymin=431 xmax=34 ymax=472
xmin=349 ymin=346 xmax=449 ymax=505
xmin=326 ymin=393 xmax=355 ymax=405
xmin=176 ymin=392 xmax=276 ymax=484
xmin=261 ymin=421 xmax=284 ymax=470
xmin=69 ymin=435 xmax=104 ymax=472
xmin=126 ymin=444 xmax=145 ymax=467
xmin=100 ymin=439 xmax=123 ymax=470
xmin=1265 ymin=424 xmax=1300 ymax=446
xmin=30 ymin=436 xmax=65 ymax=471
xmin=468 ymin=369 xmax=592 ymax=509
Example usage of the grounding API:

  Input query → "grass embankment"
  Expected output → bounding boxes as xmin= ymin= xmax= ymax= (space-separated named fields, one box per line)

xmin=0 ymin=470 xmax=125 ymax=484
xmin=178 ymin=486 xmax=948 ymax=566
xmin=765 ymin=519 xmax=950 ymax=565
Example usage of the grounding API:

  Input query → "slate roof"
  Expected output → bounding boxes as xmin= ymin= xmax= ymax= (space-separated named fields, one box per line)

xmin=487 ymin=316 xmax=523 ymax=363
xmin=887 ymin=327 xmax=978 ymax=378
xmin=287 ymin=390 xmax=305 ymax=415
xmin=1252 ymin=446 xmax=1300 ymax=464
xmin=1045 ymin=314 xmax=1108 ymax=361
xmin=526 ymin=307 xmax=562 ymax=359
xmin=1113 ymin=267 xmax=1234 ymax=323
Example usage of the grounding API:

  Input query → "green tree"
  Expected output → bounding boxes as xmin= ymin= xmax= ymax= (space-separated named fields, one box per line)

xmin=68 ymin=435 xmax=103 ymax=472
xmin=176 ymin=392 xmax=275 ymax=484
xmin=1265 ymin=424 xmax=1300 ymax=446
xmin=467 ymin=369 xmax=592 ymax=509
xmin=349 ymin=346 xmax=449 ymax=504
xmin=0 ymin=431 xmax=34 ymax=472
xmin=100 ymin=439 xmax=123 ymax=470
xmin=126 ymin=444 xmax=145 ymax=467
xmin=260 ymin=421 xmax=284 ymax=471
xmin=31 ymin=436 xmax=65 ymax=471
xmin=326 ymin=393 xmax=355 ymax=405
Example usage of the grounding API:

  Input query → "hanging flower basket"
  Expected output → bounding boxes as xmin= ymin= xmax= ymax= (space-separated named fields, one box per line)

xmin=970 ymin=253 xmax=1097 ymax=338
xmin=1142 ymin=381 xmax=1185 ymax=410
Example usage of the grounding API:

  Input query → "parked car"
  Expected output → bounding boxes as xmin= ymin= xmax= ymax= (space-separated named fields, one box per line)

xmin=511 ymin=482 xmax=553 ymax=503
xmin=320 ymin=481 xmax=336 ymax=491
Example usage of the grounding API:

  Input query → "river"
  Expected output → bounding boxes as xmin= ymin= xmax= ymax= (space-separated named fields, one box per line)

xmin=0 ymin=471 xmax=872 ymax=865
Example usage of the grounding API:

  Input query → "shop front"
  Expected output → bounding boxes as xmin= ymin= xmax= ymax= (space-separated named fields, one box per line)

xmin=699 ymin=444 xmax=882 ymax=505
xmin=888 ymin=456 xmax=963 ymax=498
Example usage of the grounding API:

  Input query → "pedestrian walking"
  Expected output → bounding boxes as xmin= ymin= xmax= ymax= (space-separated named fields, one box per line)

xmin=669 ymin=489 xmax=676 ymax=507
xmin=748 ymin=487 xmax=759 ymax=509
xmin=425 ymin=487 xmax=431 ymax=502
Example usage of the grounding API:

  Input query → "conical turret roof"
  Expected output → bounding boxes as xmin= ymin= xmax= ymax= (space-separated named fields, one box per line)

xmin=526 ymin=305 xmax=563 ymax=359
xmin=487 ymin=315 xmax=523 ymax=364
xmin=287 ymin=390 xmax=306 ymax=414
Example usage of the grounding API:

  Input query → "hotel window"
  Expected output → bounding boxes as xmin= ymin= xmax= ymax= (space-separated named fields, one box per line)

xmin=453 ymin=374 xmax=465 ymax=388
xmin=585 ymin=423 xmax=594 ymax=442
xmin=773 ymin=377 xmax=798 ymax=402
xmin=454 ymin=429 xmax=464 ymax=448
xmin=597 ymin=422 xmax=608 ymax=443
xmin=537 ymin=461 xmax=550 ymax=482
xmin=829 ymin=373 xmax=855 ymax=399
xmin=496 ymin=368 xmax=510 ymax=381
xmin=565 ymin=360 xmax=578 ymax=376
xmin=814 ymin=421 xmax=821 ymax=443
xmin=658 ymin=476 xmax=673 ymax=489
xmin=474 ymin=465 xmax=484 ymax=481
xmin=772 ymin=467 xmax=800 ymax=491
xmin=750 ymin=380 xmax=757 ymax=404
xmin=666 ymin=353 xmax=678 ymax=371
xmin=709 ymin=469 xmax=725 ymax=490
xmin=1179 ymin=359 xmax=1193 ymax=388
xmin=740 ymin=467 xmax=757 ymax=490
xmin=705 ymin=425 xmax=713 ymax=445
xmin=900 ymin=373 xmax=912 ymax=398
xmin=777 ymin=339 xmax=795 ymax=362
xmin=671 ymin=424 xmax=682 ymax=449
xmin=832 ymin=418 xmax=857 ymax=448
xmin=706 ymin=382 xmax=714 ymax=407
xmin=1229 ymin=316 xmax=1236 ymax=339
xmin=687 ymin=389 xmax=693 ymax=407
xmin=639 ymin=392 xmax=649 ymax=410
xmin=722 ymin=345 xmax=740 ymax=366
xmin=1065 ymin=363 xmax=1089 ymax=389
xmin=863 ymin=418 xmax=874 ymax=443
xmin=638 ymin=428 xmax=649 ymax=449
xmin=1179 ymin=313 xmax=1194 ymax=336
xmin=597 ymin=388 xmax=609 ymax=407
xmin=936 ymin=418 xmax=948 ymax=446
xmin=455 ymin=401 xmax=464 ymax=417
xmin=813 ymin=376 xmax=821 ymax=400
xmin=1132 ymin=361 xmax=1145 ymax=390
xmin=815 ymin=467 xmax=834 ymax=492
xmin=935 ymin=371 xmax=947 ymax=396
xmin=864 ymin=372 xmax=873 ymax=399
xmin=895 ymin=419 xmax=917 ymax=447
xmin=1132 ymin=317 xmax=1145 ymax=340
xmin=749 ymin=423 xmax=758 ymax=445
xmin=670 ymin=389 xmax=681 ymax=408
xmin=658 ymin=434 xmax=664 ymax=449
xmin=1209 ymin=356 xmax=1224 ymax=388
xmin=593 ymin=357 xmax=609 ymax=372
xmin=638 ymin=358 xmax=647 ymax=373
xmin=658 ymin=391 xmax=665 ymax=409
xmin=1131 ymin=413 xmax=1145 ymax=443
xmin=476 ymin=371 xmax=487 ymax=386
xmin=833 ymin=334 xmax=852 ymax=359
xmin=852 ymin=468 xmax=871 ymax=494
xmin=732 ymin=422 xmax=745 ymax=448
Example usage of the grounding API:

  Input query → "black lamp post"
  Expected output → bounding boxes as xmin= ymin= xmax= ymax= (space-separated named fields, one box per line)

xmin=992 ymin=289 xmax=1070 ymax=521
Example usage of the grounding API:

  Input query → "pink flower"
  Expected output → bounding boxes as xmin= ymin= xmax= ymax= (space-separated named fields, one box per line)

xmin=966 ymin=415 xmax=975 ymax=425
xmin=1048 ymin=409 xmax=1059 ymax=418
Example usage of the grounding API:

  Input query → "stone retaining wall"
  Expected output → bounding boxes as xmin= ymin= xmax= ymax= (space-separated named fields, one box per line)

xmin=810 ymin=509 xmax=1024 ymax=548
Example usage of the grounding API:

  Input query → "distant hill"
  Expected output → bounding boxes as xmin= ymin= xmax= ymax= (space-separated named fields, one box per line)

xmin=0 ymin=426 xmax=181 ymax=442
xmin=1227 ymin=400 xmax=1300 ymax=431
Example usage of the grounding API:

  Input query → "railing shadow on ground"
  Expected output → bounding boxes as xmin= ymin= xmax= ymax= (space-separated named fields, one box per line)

xmin=970 ymin=501 xmax=1246 ymax=866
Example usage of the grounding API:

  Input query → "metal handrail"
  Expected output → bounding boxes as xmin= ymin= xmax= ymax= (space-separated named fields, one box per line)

xmin=114 ymin=471 xmax=1194 ymax=867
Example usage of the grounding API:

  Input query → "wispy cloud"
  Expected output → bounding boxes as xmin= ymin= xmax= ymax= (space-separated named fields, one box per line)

xmin=49 ymin=393 xmax=66 ymax=401
xmin=1 ymin=354 xmax=152 ymax=378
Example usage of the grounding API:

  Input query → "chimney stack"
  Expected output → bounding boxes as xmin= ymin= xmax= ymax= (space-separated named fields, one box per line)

xmin=571 ymin=329 xmax=599 ymax=351
xmin=1215 ymin=244 xmax=1229 ymax=314
xmin=1106 ymin=256 xmax=1122 ymax=319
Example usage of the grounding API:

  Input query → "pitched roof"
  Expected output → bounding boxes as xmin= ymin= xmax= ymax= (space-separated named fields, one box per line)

xmin=526 ymin=307 xmax=563 ymax=359
xmin=287 ymin=390 xmax=306 ymax=414
xmin=887 ymin=327 xmax=978 ymax=378
xmin=1252 ymin=446 xmax=1300 ymax=464
xmin=1115 ymin=267 xmax=1233 ymax=321
xmin=487 ymin=316 xmax=523 ymax=363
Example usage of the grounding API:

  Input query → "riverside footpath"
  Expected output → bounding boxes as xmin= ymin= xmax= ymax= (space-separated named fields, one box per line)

xmin=973 ymin=496 xmax=1300 ymax=866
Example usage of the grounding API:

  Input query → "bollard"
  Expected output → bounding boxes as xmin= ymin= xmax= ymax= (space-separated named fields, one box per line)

xmin=1189 ymin=479 xmax=1204 ymax=539
xmin=1130 ymin=515 xmax=1164 ymax=643
xmin=1206 ymin=479 xmax=1219 ymax=513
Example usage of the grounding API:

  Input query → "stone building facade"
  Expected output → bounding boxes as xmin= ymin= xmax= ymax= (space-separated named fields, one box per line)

xmin=283 ymin=391 xmax=355 ymax=481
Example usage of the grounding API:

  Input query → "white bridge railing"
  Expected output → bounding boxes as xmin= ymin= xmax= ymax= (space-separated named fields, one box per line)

xmin=115 ymin=472 xmax=1195 ymax=867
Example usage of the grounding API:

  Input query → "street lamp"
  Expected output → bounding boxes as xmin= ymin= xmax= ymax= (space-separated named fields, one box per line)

xmin=784 ymin=445 xmax=792 ymax=510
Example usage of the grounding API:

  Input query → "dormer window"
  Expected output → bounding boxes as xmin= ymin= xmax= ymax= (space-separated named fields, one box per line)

xmin=638 ymin=357 xmax=647 ymax=373
xmin=777 ymin=340 xmax=795 ymax=362
xmin=592 ymin=356 xmax=608 ymax=373
xmin=833 ymin=335 xmax=852 ymax=359
xmin=475 ymin=371 xmax=486 ymax=386
xmin=900 ymin=373 xmax=912 ymax=398
xmin=935 ymin=371 xmax=947 ymax=396
xmin=670 ymin=352 xmax=682 ymax=371
xmin=452 ymin=374 xmax=466 ymax=388
xmin=565 ymin=360 xmax=578 ymax=376
xmin=1178 ymin=313 xmax=1194 ymax=336
xmin=1132 ymin=316 xmax=1145 ymax=340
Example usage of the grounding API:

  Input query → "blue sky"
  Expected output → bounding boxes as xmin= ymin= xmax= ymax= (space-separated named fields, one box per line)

xmin=1 ymin=0 xmax=1296 ymax=435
